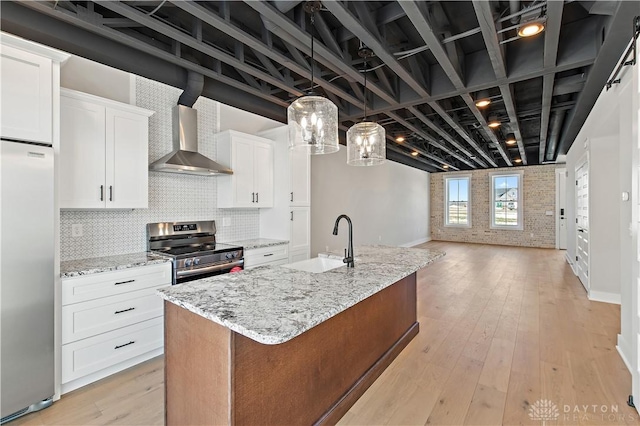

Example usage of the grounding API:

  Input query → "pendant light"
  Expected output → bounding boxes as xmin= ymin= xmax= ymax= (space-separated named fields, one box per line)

xmin=346 ymin=46 xmax=385 ymax=166
xmin=287 ymin=1 xmax=338 ymax=155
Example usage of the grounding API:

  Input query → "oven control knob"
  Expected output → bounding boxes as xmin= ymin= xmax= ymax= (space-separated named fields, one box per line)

xmin=193 ymin=258 xmax=200 ymax=265
xmin=225 ymin=253 xmax=232 ymax=259
xmin=185 ymin=259 xmax=193 ymax=267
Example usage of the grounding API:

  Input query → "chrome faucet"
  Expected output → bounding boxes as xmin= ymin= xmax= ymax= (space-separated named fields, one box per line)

xmin=332 ymin=214 xmax=354 ymax=268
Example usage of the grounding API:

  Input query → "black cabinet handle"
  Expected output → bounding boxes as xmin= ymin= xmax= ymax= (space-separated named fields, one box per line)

xmin=252 ymin=192 xmax=255 ymax=203
xmin=114 ymin=307 xmax=135 ymax=314
xmin=100 ymin=185 xmax=104 ymax=201
xmin=291 ymin=211 xmax=293 ymax=221
xmin=114 ymin=279 xmax=135 ymax=285
xmin=264 ymin=253 xmax=273 ymax=257
xmin=114 ymin=341 xmax=135 ymax=350
xmin=291 ymin=192 xmax=294 ymax=202
xmin=256 ymin=192 xmax=259 ymax=203
xmin=109 ymin=185 xmax=113 ymax=201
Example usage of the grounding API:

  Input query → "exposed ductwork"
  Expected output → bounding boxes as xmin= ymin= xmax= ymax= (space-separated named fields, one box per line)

xmin=546 ymin=109 xmax=566 ymax=161
xmin=149 ymin=70 xmax=233 ymax=176
xmin=509 ymin=0 xmax=520 ymax=24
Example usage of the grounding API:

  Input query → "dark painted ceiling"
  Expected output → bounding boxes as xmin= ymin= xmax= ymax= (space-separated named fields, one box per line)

xmin=1 ymin=1 xmax=637 ymax=172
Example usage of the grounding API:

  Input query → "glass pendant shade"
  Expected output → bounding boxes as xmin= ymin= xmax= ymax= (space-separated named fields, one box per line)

xmin=346 ymin=121 xmax=386 ymax=166
xmin=288 ymin=95 xmax=339 ymax=155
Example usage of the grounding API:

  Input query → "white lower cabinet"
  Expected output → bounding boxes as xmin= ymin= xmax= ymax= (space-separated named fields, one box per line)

xmin=244 ymin=245 xmax=289 ymax=269
xmin=60 ymin=263 xmax=171 ymax=394
xmin=290 ymin=207 xmax=311 ymax=262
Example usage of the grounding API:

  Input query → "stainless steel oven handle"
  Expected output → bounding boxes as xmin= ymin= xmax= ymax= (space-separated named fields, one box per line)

xmin=176 ymin=259 xmax=244 ymax=278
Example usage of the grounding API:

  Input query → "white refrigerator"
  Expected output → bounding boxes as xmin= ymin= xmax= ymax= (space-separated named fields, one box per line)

xmin=0 ymin=140 xmax=55 ymax=422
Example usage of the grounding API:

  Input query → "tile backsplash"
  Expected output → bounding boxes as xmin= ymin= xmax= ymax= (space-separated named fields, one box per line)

xmin=60 ymin=76 xmax=259 ymax=261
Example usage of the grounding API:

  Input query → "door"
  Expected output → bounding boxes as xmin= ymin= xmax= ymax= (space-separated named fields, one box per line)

xmin=575 ymin=158 xmax=589 ymax=291
xmin=59 ymin=96 xmax=106 ymax=209
xmin=106 ymin=108 xmax=148 ymax=209
xmin=254 ymin=141 xmax=273 ymax=208
xmin=1 ymin=141 xmax=54 ymax=417
xmin=0 ymin=46 xmax=52 ymax=144
xmin=231 ymin=138 xmax=255 ymax=207
xmin=289 ymin=148 xmax=310 ymax=206
xmin=556 ymin=168 xmax=567 ymax=249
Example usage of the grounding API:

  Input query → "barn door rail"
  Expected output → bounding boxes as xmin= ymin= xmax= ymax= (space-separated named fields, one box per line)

xmin=606 ymin=16 xmax=640 ymax=90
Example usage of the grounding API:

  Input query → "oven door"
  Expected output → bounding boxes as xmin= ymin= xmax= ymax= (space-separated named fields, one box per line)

xmin=175 ymin=259 xmax=244 ymax=284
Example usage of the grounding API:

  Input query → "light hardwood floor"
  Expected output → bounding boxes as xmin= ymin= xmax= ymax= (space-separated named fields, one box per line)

xmin=14 ymin=242 xmax=635 ymax=425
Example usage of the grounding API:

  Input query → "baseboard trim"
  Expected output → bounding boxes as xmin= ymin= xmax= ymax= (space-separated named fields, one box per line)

xmin=617 ymin=335 xmax=632 ymax=374
xmin=565 ymin=252 xmax=578 ymax=276
xmin=588 ymin=290 xmax=621 ymax=305
xmin=401 ymin=237 xmax=431 ymax=248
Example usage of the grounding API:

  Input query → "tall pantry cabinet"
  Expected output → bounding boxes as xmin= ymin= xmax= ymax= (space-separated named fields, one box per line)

xmin=259 ymin=127 xmax=311 ymax=263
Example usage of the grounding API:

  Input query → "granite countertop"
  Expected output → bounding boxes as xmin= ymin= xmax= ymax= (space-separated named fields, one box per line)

xmin=61 ymin=252 xmax=171 ymax=278
xmin=157 ymin=245 xmax=445 ymax=345
xmin=223 ymin=238 xmax=289 ymax=250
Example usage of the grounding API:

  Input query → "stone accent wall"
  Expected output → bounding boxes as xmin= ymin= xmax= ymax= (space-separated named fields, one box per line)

xmin=430 ymin=164 xmax=558 ymax=248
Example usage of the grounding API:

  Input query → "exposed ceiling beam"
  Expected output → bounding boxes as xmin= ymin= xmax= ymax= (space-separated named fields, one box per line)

xmin=558 ymin=0 xmax=638 ymax=156
xmin=323 ymin=1 xmax=429 ymax=98
xmin=95 ymin=1 xmax=302 ymax=97
xmin=386 ymin=144 xmax=441 ymax=173
xmin=170 ymin=0 xmax=366 ymax=111
xmin=471 ymin=0 xmax=515 ymax=166
xmin=400 ymin=0 xmax=496 ymax=167
xmin=17 ymin=1 xmax=290 ymax=109
xmin=538 ymin=0 xmax=564 ymax=163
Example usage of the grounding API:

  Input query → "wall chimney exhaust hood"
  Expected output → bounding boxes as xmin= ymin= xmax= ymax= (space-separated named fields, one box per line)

xmin=149 ymin=105 xmax=233 ymax=176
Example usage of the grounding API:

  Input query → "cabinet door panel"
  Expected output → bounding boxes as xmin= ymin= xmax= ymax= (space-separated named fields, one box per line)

xmin=289 ymin=148 xmax=310 ymax=206
xmin=106 ymin=108 xmax=149 ymax=209
xmin=254 ymin=141 xmax=274 ymax=208
xmin=0 ymin=46 xmax=52 ymax=144
xmin=232 ymin=138 xmax=256 ymax=207
xmin=290 ymin=208 xmax=310 ymax=252
xmin=60 ymin=97 xmax=106 ymax=209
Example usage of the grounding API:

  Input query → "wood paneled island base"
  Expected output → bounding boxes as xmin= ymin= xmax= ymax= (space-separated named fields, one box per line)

xmin=164 ymin=273 xmax=418 ymax=425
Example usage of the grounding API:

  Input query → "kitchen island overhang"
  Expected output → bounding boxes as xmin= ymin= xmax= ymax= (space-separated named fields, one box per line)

xmin=158 ymin=245 xmax=445 ymax=425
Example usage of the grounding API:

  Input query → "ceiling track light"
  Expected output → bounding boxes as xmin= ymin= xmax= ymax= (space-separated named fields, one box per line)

xmin=346 ymin=45 xmax=386 ymax=166
xmin=287 ymin=1 xmax=338 ymax=155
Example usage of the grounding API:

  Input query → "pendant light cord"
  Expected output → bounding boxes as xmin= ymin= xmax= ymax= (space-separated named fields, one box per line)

xmin=310 ymin=11 xmax=315 ymax=93
xmin=363 ymin=58 xmax=368 ymax=121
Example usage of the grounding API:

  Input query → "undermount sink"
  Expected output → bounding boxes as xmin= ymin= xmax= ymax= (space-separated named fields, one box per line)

xmin=281 ymin=257 xmax=345 ymax=273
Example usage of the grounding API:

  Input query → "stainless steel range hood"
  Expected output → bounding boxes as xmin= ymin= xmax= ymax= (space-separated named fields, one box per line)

xmin=149 ymin=105 xmax=232 ymax=176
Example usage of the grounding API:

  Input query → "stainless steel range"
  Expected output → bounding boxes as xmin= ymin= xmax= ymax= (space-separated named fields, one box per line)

xmin=147 ymin=221 xmax=243 ymax=284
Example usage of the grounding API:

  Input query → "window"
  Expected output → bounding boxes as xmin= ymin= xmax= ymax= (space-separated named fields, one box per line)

xmin=490 ymin=171 xmax=523 ymax=230
xmin=445 ymin=175 xmax=471 ymax=227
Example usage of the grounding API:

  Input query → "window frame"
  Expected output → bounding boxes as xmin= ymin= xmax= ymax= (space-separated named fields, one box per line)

xmin=444 ymin=173 xmax=472 ymax=228
xmin=489 ymin=170 xmax=524 ymax=231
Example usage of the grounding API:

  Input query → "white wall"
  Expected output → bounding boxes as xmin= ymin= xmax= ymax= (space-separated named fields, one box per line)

xmin=565 ymin=39 xmax=638 ymax=374
xmin=310 ymin=146 xmax=430 ymax=256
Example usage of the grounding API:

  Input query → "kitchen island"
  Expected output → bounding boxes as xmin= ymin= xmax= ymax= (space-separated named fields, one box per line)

xmin=158 ymin=245 xmax=444 ymax=425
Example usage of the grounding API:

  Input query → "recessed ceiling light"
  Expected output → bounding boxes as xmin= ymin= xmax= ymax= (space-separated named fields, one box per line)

xmin=443 ymin=164 xmax=449 ymax=169
xmin=475 ymin=90 xmax=491 ymax=108
xmin=518 ymin=21 xmax=545 ymax=37
xmin=411 ymin=151 xmax=419 ymax=156
xmin=488 ymin=116 xmax=501 ymax=128
xmin=396 ymin=136 xmax=405 ymax=143
xmin=514 ymin=158 xmax=522 ymax=163
xmin=505 ymin=133 xmax=516 ymax=145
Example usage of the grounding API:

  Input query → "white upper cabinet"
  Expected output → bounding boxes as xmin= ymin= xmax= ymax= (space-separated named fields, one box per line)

xmin=289 ymin=148 xmax=310 ymax=207
xmin=1 ymin=45 xmax=53 ymax=144
xmin=60 ymin=89 xmax=153 ymax=210
xmin=217 ymin=130 xmax=274 ymax=208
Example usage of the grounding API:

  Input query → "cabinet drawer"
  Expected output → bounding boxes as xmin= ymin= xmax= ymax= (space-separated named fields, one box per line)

xmin=62 ymin=287 xmax=164 ymax=344
xmin=62 ymin=263 xmax=171 ymax=305
xmin=244 ymin=245 xmax=289 ymax=268
xmin=61 ymin=317 xmax=163 ymax=384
